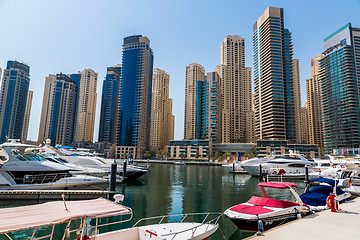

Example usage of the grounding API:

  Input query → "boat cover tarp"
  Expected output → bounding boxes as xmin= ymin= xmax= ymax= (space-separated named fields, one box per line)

xmin=248 ymin=196 xmax=301 ymax=208
xmin=300 ymin=185 xmax=346 ymax=206
xmin=230 ymin=204 xmax=274 ymax=215
xmin=308 ymin=178 xmax=337 ymax=188
xmin=257 ymin=182 xmax=297 ymax=189
xmin=0 ymin=198 xmax=131 ymax=234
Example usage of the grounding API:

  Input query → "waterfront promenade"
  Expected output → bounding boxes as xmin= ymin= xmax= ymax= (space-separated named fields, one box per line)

xmin=247 ymin=197 xmax=360 ymax=240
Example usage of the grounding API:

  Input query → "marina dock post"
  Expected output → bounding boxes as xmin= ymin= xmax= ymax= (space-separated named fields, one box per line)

xmin=109 ymin=160 xmax=117 ymax=200
xmin=305 ymin=166 xmax=309 ymax=183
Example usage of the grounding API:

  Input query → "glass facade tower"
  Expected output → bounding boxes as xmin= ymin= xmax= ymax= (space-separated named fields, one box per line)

xmin=116 ymin=35 xmax=153 ymax=157
xmin=98 ymin=65 xmax=121 ymax=143
xmin=0 ymin=60 xmax=30 ymax=143
xmin=253 ymin=7 xmax=296 ymax=142
xmin=320 ymin=23 xmax=360 ymax=152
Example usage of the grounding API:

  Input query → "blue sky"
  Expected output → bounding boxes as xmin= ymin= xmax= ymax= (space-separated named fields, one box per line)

xmin=0 ymin=0 xmax=359 ymax=142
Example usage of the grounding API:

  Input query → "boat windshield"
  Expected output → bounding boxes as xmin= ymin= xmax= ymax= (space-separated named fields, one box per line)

xmin=17 ymin=154 xmax=45 ymax=161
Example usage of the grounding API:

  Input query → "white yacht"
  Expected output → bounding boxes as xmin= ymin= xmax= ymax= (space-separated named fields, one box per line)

xmin=242 ymin=152 xmax=314 ymax=179
xmin=0 ymin=140 xmax=108 ymax=190
xmin=222 ymin=155 xmax=275 ymax=173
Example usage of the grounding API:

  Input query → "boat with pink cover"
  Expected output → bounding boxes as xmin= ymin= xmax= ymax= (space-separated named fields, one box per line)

xmin=0 ymin=198 xmax=221 ymax=240
xmin=224 ymin=182 xmax=310 ymax=232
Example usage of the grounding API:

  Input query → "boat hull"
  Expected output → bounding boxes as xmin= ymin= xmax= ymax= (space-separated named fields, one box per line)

xmin=226 ymin=213 xmax=299 ymax=232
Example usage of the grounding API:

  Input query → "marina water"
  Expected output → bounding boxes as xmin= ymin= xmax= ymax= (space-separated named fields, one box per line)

xmin=0 ymin=164 xmax=306 ymax=239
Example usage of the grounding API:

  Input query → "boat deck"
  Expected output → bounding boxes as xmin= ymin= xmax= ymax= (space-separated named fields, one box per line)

xmin=246 ymin=197 xmax=360 ymax=240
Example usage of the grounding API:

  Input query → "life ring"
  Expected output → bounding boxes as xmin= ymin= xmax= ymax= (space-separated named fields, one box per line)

xmin=326 ymin=196 xmax=331 ymax=208
xmin=332 ymin=165 xmax=336 ymax=168
xmin=340 ymin=164 xmax=345 ymax=169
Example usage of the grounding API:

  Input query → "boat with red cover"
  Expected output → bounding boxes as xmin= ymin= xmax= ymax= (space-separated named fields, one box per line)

xmin=224 ymin=181 xmax=310 ymax=232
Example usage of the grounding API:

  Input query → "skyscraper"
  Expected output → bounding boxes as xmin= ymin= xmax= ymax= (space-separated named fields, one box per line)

xmin=301 ymin=102 xmax=309 ymax=144
xmin=38 ymin=73 xmax=78 ymax=146
xmin=306 ymin=54 xmax=324 ymax=148
xmin=220 ymin=35 xmax=252 ymax=143
xmin=253 ymin=7 xmax=296 ymax=142
xmin=319 ymin=23 xmax=360 ymax=151
xmin=0 ymin=61 xmax=30 ymax=143
xmin=75 ymin=69 xmax=98 ymax=143
xmin=149 ymin=68 xmax=175 ymax=151
xmin=206 ymin=72 xmax=222 ymax=143
xmin=22 ymin=90 xmax=33 ymax=142
xmin=184 ymin=63 xmax=205 ymax=140
xmin=98 ymin=65 xmax=121 ymax=143
xmin=116 ymin=35 xmax=153 ymax=157
xmin=292 ymin=59 xmax=302 ymax=143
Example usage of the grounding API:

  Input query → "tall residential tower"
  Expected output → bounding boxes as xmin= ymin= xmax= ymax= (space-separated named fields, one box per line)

xmin=221 ymin=35 xmax=252 ymax=143
xmin=38 ymin=74 xmax=78 ymax=146
xmin=149 ymin=68 xmax=175 ymax=151
xmin=75 ymin=69 xmax=98 ymax=143
xmin=319 ymin=23 xmax=360 ymax=152
xmin=98 ymin=65 xmax=121 ymax=143
xmin=306 ymin=54 xmax=324 ymax=148
xmin=184 ymin=63 xmax=205 ymax=140
xmin=253 ymin=7 xmax=296 ymax=142
xmin=0 ymin=61 xmax=30 ymax=143
xmin=116 ymin=35 xmax=154 ymax=158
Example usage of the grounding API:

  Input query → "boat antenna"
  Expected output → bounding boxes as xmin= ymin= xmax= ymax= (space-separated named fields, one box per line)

xmin=61 ymin=194 xmax=69 ymax=211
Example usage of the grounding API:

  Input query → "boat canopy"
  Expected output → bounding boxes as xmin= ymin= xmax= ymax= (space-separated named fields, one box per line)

xmin=0 ymin=198 xmax=131 ymax=234
xmin=308 ymin=178 xmax=337 ymax=188
xmin=257 ymin=182 xmax=297 ymax=189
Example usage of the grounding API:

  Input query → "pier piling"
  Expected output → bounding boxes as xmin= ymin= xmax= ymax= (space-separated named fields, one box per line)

xmin=109 ymin=160 xmax=117 ymax=200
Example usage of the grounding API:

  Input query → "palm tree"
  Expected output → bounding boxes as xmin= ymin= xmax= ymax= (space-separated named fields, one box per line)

xmin=179 ymin=152 xmax=186 ymax=161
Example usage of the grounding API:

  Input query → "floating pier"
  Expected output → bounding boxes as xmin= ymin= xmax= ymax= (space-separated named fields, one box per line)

xmin=246 ymin=197 xmax=360 ymax=240
xmin=0 ymin=190 xmax=113 ymax=200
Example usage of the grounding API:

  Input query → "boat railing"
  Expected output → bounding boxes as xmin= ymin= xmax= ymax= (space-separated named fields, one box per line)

xmin=133 ymin=212 xmax=223 ymax=239
xmin=21 ymin=172 xmax=73 ymax=184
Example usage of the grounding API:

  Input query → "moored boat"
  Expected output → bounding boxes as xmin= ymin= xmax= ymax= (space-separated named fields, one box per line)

xmin=300 ymin=178 xmax=351 ymax=211
xmin=224 ymin=181 xmax=310 ymax=232
xmin=0 ymin=198 xmax=221 ymax=240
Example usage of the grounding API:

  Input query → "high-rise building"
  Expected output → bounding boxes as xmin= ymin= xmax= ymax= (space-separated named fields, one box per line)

xmin=306 ymin=54 xmax=324 ymax=148
xmin=22 ymin=90 xmax=33 ymax=142
xmin=206 ymin=72 xmax=222 ymax=143
xmin=38 ymin=73 xmax=78 ymax=146
xmin=74 ymin=69 xmax=98 ymax=143
xmin=98 ymin=65 xmax=121 ymax=143
xmin=292 ymin=59 xmax=302 ymax=143
xmin=149 ymin=68 xmax=175 ymax=151
xmin=319 ymin=23 xmax=360 ymax=151
xmin=301 ymin=102 xmax=309 ymax=144
xmin=0 ymin=61 xmax=30 ymax=143
xmin=253 ymin=7 xmax=296 ymax=142
xmin=220 ymin=35 xmax=252 ymax=143
xmin=116 ymin=35 xmax=153 ymax=158
xmin=184 ymin=63 xmax=205 ymax=140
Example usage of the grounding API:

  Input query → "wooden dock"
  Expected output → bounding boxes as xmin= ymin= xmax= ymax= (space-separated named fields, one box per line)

xmin=0 ymin=190 xmax=113 ymax=200
xmin=246 ymin=197 xmax=360 ymax=240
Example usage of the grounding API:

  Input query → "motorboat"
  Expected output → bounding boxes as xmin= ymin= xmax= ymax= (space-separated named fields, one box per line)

xmin=60 ymin=155 xmax=149 ymax=180
xmin=224 ymin=181 xmax=310 ymax=232
xmin=0 ymin=198 xmax=221 ymax=240
xmin=242 ymin=152 xmax=314 ymax=179
xmin=0 ymin=140 xmax=108 ymax=190
xmin=300 ymin=178 xmax=351 ymax=211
